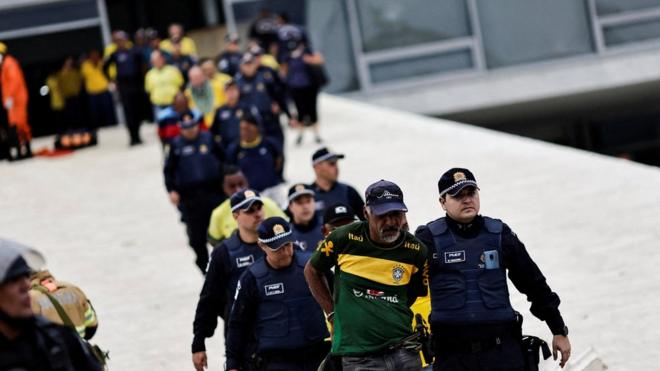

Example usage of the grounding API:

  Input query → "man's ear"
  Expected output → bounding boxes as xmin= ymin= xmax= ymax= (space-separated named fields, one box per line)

xmin=439 ymin=197 xmax=447 ymax=211
xmin=363 ymin=205 xmax=369 ymax=220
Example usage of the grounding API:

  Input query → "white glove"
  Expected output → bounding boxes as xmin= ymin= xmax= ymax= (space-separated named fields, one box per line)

xmin=4 ymin=97 xmax=13 ymax=110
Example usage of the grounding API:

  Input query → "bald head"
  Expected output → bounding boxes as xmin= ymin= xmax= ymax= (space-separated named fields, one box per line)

xmin=188 ymin=66 xmax=206 ymax=87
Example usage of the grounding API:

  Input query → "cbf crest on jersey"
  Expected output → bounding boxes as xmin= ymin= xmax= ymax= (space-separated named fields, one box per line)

xmin=392 ymin=264 xmax=406 ymax=282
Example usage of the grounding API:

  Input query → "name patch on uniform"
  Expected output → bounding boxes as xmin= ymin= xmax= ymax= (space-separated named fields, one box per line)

xmin=264 ymin=283 xmax=284 ymax=296
xmin=444 ymin=251 xmax=466 ymax=264
xmin=236 ymin=255 xmax=254 ymax=268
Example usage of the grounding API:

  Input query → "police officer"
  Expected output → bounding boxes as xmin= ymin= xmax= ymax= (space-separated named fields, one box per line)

xmin=225 ymin=112 xmax=283 ymax=193
xmin=287 ymin=183 xmax=324 ymax=252
xmin=310 ymin=147 xmax=365 ymax=219
xmin=192 ymin=189 xmax=265 ymax=371
xmin=235 ymin=52 xmax=287 ymax=147
xmin=103 ymin=31 xmax=145 ymax=146
xmin=217 ymin=33 xmax=242 ymax=77
xmin=0 ymin=239 xmax=102 ymax=371
xmin=210 ymin=79 xmax=249 ymax=147
xmin=163 ymin=116 xmax=225 ymax=273
xmin=415 ymin=168 xmax=571 ymax=371
xmin=321 ymin=202 xmax=358 ymax=237
xmin=226 ymin=216 xmax=330 ymax=371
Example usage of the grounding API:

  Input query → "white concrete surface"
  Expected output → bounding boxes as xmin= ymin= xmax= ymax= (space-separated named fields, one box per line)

xmin=1 ymin=94 xmax=659 ymax=370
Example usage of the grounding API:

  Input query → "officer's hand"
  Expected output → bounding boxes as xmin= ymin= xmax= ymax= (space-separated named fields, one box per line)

xmin=192 ymin=351 xmax=207 ymax=371
xmin=552 ymin=335 xmax=571 ymax=368
xmin=271 ymin=102 xmax=281 ymax=114
xmin=4 ymin=97 xmax=13 ymax=110
xmin=169 ymin=191 xmax=180 ymax=206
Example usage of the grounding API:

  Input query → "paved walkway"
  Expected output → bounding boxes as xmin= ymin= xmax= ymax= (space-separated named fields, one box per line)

xmin=1 ymin=95 xmax=658 ymax=370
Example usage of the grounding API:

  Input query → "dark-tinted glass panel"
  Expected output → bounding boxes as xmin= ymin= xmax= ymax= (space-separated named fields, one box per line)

xmin=0 ymin=0 xmax=98 ymax=33
xmin=369 ymin=49 xmax=472 ymax=84
xmin=356 ymin=0 xmax=470 ymax=52
xmin=596 ymin=0 xmax=660 ymax=16
xmin=477 ymin=0 xmax=594 ymax=68
xmin=604 ymin=19 xmax=660 ymax=46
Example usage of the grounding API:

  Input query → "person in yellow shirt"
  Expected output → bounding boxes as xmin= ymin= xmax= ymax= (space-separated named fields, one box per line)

xmin=57 ymin=56 xmax=84 ymax=130
xmin=45 ymin=70 xmax=65 ymax=133
xmin=200 ymin=58 xmax=232 ymax=114
xmin=144 ymin=50 xmax=184 ymax=117
xmin=160 ymin=23 xmax=197 ymax=57
xmin=208 ymin=165 xmax=287 ymax=247
xmin=81 ymin=50 xmax=116 ymax=128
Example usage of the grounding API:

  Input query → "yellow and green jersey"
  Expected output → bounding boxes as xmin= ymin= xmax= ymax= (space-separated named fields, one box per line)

xmin=309 ymin=221 xmax=428 ymax=356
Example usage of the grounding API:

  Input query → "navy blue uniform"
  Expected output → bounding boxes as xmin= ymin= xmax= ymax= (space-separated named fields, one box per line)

xmin=415 ymin=215 xmax=566 ymax=371
xmin=217 ymin=51 xmax=242 ymax=77
xmin=311 ymin=181 xmax=365 ymax=221
xmin=226 ymin=137 xmax=282 ymax=192
xmin=210 ymin=101 xmax=251 ymax=147
xmin=226 ymin=253 xmax=330 ymax=371
xmin=104 ymin=47 xmax=145 ymax=144
xmin=192 ymin=231 xmax=264 ymax=353
xmin=290 ymin=213 xmax=324 ymax=252
xmin=235 ymin=69 xmax=287 ymax=147
xmin=164 ymin=131 xmax=225 ymax=272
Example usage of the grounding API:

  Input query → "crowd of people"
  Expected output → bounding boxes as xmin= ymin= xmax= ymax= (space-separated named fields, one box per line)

xmin=1 ymin=11 xmax=574 ymax=371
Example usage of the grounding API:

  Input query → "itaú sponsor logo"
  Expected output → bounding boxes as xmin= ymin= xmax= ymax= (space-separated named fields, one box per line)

xmin=352 ymin=288 xmax=398 ymax=303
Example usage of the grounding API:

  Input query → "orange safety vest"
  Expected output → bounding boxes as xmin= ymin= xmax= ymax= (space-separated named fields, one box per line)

xmin=1 ymin=54 xmax=31 ymax=141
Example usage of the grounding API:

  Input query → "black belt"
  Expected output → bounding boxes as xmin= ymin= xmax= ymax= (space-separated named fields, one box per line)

xmin=436 ymin=335 xmax=506 ymax=354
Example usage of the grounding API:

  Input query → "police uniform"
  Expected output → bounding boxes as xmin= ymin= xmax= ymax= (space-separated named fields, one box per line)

xmin=235 ymin=53 xmax=287 ymax=147
xmin=415 ymin=169 xmax=568 ymax=371
xmin=103 ymin=45 xmax=145 ymax=145
xmin=217 ymin=50 xmax=242 ymax=77
xmin=163 ymin=122 xmax=225 ymax=273
xmin=226 ymin=217 xmax=330 ymax=371
xmin=287 ymin=183 xmax=324 ymax=252
xmin=0 ymin=239 xmax=102 ymax=371
xmin=210 ymin=99 xmax=250 ymax=148
xmin=29 ymin=270 xmax=98 ymax=340
xmin=225 ymin=117 xmax=283 ymax=193
xmin=310 ymin=148 xmax=365 ymax=220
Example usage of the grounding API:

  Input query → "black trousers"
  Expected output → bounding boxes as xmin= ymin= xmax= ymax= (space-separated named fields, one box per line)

xmin=117 ymin=80 xmax=143 ymax=144
xmin=433 ymin=332 xmax=524 ymax=371
xmin=180 ymin=189 xmax=225 ymax=273
xmin=259 ymin=342 xmax=330 ymax=371
xmin=290 ymin=86 xmax=319 ymax=126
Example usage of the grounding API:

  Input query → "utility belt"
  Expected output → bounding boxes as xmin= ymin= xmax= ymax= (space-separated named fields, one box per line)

xmin=249 ymin=341 xmax=330 ymax=370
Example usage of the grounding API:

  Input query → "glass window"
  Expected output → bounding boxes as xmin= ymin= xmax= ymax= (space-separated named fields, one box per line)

xmin=477 ymin=0 xmax=595 ymax=68
xmin=0 ymin=0 xmax=98 ymax=33
xmin=603 ymin=19 xmax=660 ymax=46
xmin=368 ymin=49 xmax=473 ymax=84
xmin=355 ymin=0 xmax=471 ymax=52
xmin=596 ymin=0 xmax=660 ymax=16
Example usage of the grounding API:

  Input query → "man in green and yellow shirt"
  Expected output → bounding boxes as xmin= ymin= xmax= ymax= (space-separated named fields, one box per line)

xmin=305 ymin=180 xmax=428 ymax=371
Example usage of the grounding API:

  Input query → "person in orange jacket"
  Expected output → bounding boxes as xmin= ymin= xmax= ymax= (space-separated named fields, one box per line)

xmin=0 ymin=41 xmax=31 ymax=159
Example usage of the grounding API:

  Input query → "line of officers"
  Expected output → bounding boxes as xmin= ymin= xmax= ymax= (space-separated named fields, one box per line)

xmin=189 ymin=165 xmax=572 ymax=371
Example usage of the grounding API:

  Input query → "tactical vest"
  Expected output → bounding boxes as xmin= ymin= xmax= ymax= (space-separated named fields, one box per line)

xmin=173 ymin=132 xmax=222 ymax=190
xmin=224 ymin=233 xmax=264 ymax=313
xmin=290 ymin=216 xmax=324 ymax=252
xmin=314 ymin=182 xmax=349 ymax=213
xmin=234 ymin=139 xmax=279 ymax=192
xmin=250 ymin=254 xmax=328 ymax=352
xmin=428 ymin=217 xmax=516 ymax=325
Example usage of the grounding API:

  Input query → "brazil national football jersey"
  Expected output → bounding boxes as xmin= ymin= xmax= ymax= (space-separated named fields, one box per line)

xmin=309 ymin=221 xmax=428 ymax=355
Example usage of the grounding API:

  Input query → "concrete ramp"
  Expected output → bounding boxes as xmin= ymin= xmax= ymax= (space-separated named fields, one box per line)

xmin=1 ymin=95 xmax=658 ymax=370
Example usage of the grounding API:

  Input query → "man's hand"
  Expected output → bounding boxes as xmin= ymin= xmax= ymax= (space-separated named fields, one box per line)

xmin=552 ymin=335 xmax=571 ymax=368
xmin=169 ymin=191 xmax=180 ymax=206
xmin=271 ymin=102 xmax=281 ymax=114
xmin=4 ymin=97 xmax=13 ymax=110
xmin=192 ymin=351 xmax=207 ymax=371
